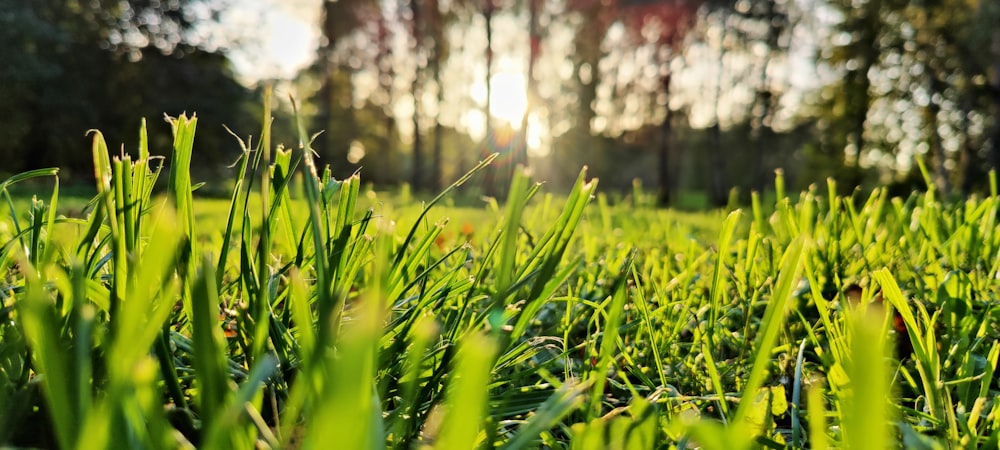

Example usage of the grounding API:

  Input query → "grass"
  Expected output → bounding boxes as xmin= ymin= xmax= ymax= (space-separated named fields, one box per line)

xmin=2 ymin=95 xmax=1000 ymax=449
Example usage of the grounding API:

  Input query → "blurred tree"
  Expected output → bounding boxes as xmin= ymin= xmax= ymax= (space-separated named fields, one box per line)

xmin=515 ymin=0 xmax=541 ymax=176
xmin=626 ymin=0 xmax=699 ymax=205
xmin=683 ymin=0 xmax=796 ymax=201
xmin=353 ymin=99 xmax=405 ymax=185
xmin=481 ymin=0 xmax=499 ymax=196
xmin=820 ymin=0 xmax=880 ymax=178
xmin=963 ymin=0 xmax=1000 ymax=190
xmin=0 ymin=0 xmax=250 ymax=180
xmin=479 ymin=0 xmax=543 ymax=197
xmin=702 ymin=7 xmax=732 ymax=206
xmin=427 ymin=0 xmax=448 ymax=190
xmin=315 ymin=0 xmax=366 ymax=178
xmin=566 ymin=0 xmax=617 ymax=152
xmin=740 ymin=0 xmax=791 ymax=193
xmin=817 ymin=0 xmax=1000 ymax=193
xmin=375 ymin=3 xmax=401 ymax=179
xmin=406 ymin=0 xmax=427 ymax=191
xmin=992 ymin=14 xmax=1000 ymax=180
xmin=565 ymin=0 xmax=698 ymax=205
xmin=0 ymin=1 xmax=63 ymax=171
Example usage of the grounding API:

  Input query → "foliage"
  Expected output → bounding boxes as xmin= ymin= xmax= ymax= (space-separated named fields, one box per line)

xmin=818 ymin=0 xmax=1000 ymax=191
xmin=0 ymin=0 xmax=252 ymax=180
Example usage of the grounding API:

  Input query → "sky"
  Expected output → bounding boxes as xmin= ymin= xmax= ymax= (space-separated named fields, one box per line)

xmin=224 ymin=0 xmax=321 ymax=83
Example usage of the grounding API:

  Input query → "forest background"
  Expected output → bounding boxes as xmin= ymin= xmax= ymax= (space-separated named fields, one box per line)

xmin=3 ymin=0 xmax=999 ymax=206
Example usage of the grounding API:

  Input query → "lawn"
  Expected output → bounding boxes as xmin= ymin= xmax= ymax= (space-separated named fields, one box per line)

xmin=2 ymin=107 xmax=999 ymax=449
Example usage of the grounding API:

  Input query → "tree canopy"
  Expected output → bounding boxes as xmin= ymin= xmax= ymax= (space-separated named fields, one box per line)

xmin=0 ymin=0 xmax=253 ymax=180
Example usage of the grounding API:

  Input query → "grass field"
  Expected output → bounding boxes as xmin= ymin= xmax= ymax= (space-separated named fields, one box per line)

xmin=2 ymin=103 xmax=1000 ymax=449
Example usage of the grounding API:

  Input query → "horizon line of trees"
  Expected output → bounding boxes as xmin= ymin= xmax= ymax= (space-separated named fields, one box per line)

xmin=3 ymin=0 xmax=1000 ymax=205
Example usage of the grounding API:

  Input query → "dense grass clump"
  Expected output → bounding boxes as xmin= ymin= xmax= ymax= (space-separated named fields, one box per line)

xmin=2 ymin=97 xmax=1000 ymax=449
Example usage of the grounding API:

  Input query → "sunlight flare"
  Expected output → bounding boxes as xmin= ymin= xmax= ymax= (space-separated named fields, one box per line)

xmin=472 ymin=71 xmax=528 ymax=127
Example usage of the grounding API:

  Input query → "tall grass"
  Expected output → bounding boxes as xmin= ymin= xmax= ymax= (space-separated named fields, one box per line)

xmin=1 ymin=98 xmax=1000 ymax=449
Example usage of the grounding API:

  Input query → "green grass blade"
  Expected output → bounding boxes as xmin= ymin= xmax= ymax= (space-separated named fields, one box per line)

xmin=190 ymin=257 xmax=232 ymax=441
xmin=732 ymin=236 xmax=805 ymax=429
xmin=587 ymin=252 xmax=634 ymax=419
xmin=807 ymin=385 xmax=828 ymax=450
xmin=18 ymin=270 xmax=77 ymax=450
xmin=434 ymin=333 xmax=498 ymax=449
xmin=707 ymin=211 xmax=741 ymax=346
xmin=501 ymin=380 xmax=590 ymax=449
xmin=843 ymin=308 xmax=892 ymax=449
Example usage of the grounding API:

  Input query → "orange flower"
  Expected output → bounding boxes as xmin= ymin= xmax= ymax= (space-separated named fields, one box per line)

xmin=435 ymin=233 xmax=449 ymax=250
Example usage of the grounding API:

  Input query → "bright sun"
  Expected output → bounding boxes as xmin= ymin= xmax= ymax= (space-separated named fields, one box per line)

xmin=466 ymin=70 xmax=547 ymax=154
xmin=473 ymin=72 xmax=528 ymax=128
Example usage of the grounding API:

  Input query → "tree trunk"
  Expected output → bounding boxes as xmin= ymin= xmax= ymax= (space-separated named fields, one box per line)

xmin=836 ymin=0 xmax=877 ymax=173
xmin=378 ymin=11 xmax=396 ymax=185
xmin=318 ymin=0 xmax=356 ymax=177
xmin=482 ymin=0 xmax=496 ymax=197
xmin=411 ymin=82 xmax=423 ymax=191
xmin=410 ymin=0 xmax=424 ymax=191
xmin=426 ymin=0 xmax=445 ymax=191
xmin=922 ymin=56 xmax=949 ymax=194
xmin=517 ymin=0 xmax=539 ymax=172
xmin=750 ymin=0 xmax=783 ymax=194
xmin=959 ymin=93 xmax=978 ymax=194
xmin=708 ymin=12 xmax=728 ymax=206
xmin=431 ymin=81 xmax=444 ymax=190
xmin=657 ymin=72 xmax=673 ymax=206
xmin=991 ymin=29 xmax=1000 ymax=175
xmin=568 ymin=7 xmax=606 ymax=189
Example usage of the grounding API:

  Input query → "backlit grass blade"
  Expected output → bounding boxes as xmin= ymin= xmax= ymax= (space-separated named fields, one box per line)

xmin=629 ymin=266 xmax=667 ymax=389
xmin=969 ymin=342 xmax=1000 ymax=435
xmin=202 ymin=355 xmax=278 ymax=448
xmin=0 ymin=168 xmax=61 ymax=263
xmin=287 ymin=267 xmax=315 ymax=365
xmin=701 ymin=339 xmax=730 ymax=419
xmin=732 ymin=235 xmax=805 ymax=430
xmin=290 ymin=98 xmax=333 ymax=350
xmin=495 ymin=168 xmax=537 ymax=300
xmin=167 ymin=114 xmax=198 ymax=247
xmin=587 ymin=252 xmax=634 ymax=420
xmin=500 ymin=380 xmax=589 ymax=449
xmin=89 ymin=130 xmax=126 ymax=321
xmin=434 ymin=333 xmax=498 ymax=449
xmin=791 ymin=338 xmax=807 ymax=446
xmin=216 ymin=126 xmax=253 ymax=287
xmin=190 ymin=257 xmax=232 ymax=443
xmin=302 ymin=296 xmax=385 ymax=450
xmin=800 ymin=256 xmax=846 ymax=359
xmin=389 ymin=312 xmax=439 ymax=441
xmin=167 ymin=114 xmax=199 ymax=326
xmin=94 ymin=204 xmax=183 ymax=448
xmin=807 ymin=385 xmax=828 ymax=450
xmin=873 ymin=269 xmax=943 ymax=420
xmin=17 ymin=265 xmax=77 ymax=450
xmin=107 ymin=207 xmax=180 ymax=374
xmin=842 ymin=308 xmax=892 ymax=449
xmin=707 ymin=210 xmax=740 ymax=347
xmin=511 ymin=168 xmax=597 ymax=341
xmin=0 ymin=168 xmax=61 ymax=191
xmin=251 ymin=87 xmax=275 ymax=367
xmin=325 ymin=174 xmax=365 ymax=343
xmin=391 ymin=153 xmax=499 ymax=270
xmin=41 ymin=177 xmax=59 ymax=265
